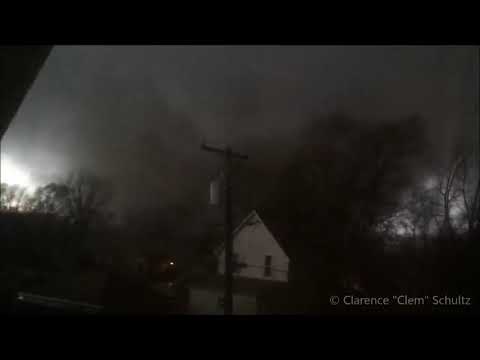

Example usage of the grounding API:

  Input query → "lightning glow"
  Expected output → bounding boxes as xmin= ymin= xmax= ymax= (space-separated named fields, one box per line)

xmin=0 ymin=154 xmax=36 ymax=194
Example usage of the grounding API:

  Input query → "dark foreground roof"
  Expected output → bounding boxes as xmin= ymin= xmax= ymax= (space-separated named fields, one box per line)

xmin=14 ymin=291 xmax=103 ymax=314
xmin=0 ymin=46 xmax=52 ymax=139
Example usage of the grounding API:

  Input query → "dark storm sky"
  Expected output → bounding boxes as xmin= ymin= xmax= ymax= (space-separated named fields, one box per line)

xmin=1 ymin=45 xmax=478 ymax=214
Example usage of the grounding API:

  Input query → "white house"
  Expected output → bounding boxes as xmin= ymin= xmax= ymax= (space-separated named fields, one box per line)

xmin=188 ymin=210 xmax=290 ymax=314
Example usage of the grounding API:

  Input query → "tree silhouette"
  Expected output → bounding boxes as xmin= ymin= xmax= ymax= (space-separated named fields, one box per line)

xmin=261 ymin=113 xmax=430 ymax=300
xmin=0 ymin=183 xmax=29 ymax=211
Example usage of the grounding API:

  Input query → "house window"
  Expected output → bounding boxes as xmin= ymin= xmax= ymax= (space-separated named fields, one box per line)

xmin=264 ymin=255 xmax=272 ymax=277
xmin=218 ymin=296 xmax=224 ymax=309
xmin=233 ymin=252 xmax=241 ymax=273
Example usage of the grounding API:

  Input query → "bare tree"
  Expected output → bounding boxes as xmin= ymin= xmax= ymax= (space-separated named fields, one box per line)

xmin=61 ymin=170 xmax=113 ymax=230
xmin=2 ymin=171 xmax=113 ymax=231
xmin=457 ymin=152 xmax=480 ymax=234
xmin=406 ymin=183 xmax=443 ymax=244
xmin=0 ymin=183 xmax=29 ymax=211
xmin=435 ymin=154 xmax=464 ymax=236
xmin=21 ymin=183 xmax=70 ymax=214
xmin=264 ymin=113 xmax=430 ymax=294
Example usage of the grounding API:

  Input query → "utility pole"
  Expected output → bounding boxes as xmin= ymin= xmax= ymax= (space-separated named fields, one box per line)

xmin=202 ymin=143 xmax=248 ymax=315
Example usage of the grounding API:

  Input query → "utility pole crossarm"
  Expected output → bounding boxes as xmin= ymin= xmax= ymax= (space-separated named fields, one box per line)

xmin=201 ymin=143 xmax=248 ymax=160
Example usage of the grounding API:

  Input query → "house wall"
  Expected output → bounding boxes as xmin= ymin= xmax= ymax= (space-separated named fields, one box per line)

xmin=218 ymin=213 xmax=289 ymax=282
xmin=188 ymin=287 xmax=257 ymax=315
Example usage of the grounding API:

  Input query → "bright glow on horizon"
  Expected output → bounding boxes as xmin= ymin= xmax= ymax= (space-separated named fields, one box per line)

xmin=424 ymin=177 xmax=437 ymax=190
xmin=1 ymin=154 xmax=36 ymax=194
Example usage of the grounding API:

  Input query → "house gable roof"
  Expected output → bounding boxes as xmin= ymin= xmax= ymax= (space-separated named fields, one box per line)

xmin=177 ymin=210 xmax=289 ymax=286
xmin=214 ymin=210 xmax=289 ymax=259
